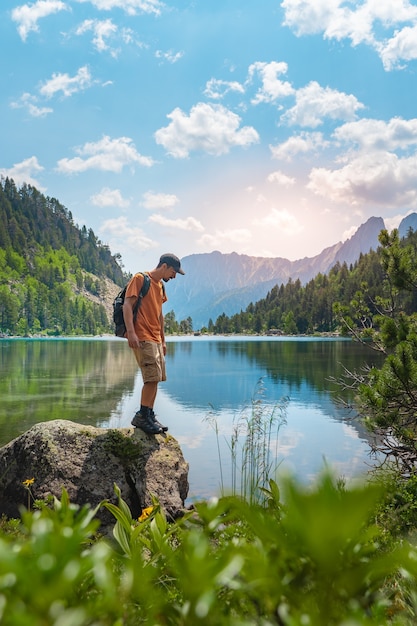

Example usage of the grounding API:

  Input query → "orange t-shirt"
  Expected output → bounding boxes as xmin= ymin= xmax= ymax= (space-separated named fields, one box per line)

xmin=125 ymin=273 xmax=167 ymax=342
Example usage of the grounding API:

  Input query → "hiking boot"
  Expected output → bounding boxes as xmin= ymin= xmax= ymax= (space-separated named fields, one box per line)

xmin=131 ymin=411 xmax=162 ymax=435
xmin=149 ymin=409 xmax=168 ymax=432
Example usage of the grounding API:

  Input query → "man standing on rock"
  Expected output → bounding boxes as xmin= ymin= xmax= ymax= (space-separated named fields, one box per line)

xmin=123 ymin=253 xmax=185 ymax=435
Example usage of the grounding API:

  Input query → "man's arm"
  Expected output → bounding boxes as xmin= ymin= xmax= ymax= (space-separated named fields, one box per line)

xmin=160 ymin=312 xmax=166 ymax=355
xmin=124 ymin=295 xmax=140 ymax=348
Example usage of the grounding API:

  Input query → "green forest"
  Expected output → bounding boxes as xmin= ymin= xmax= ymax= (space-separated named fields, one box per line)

xmin=207 ymin=234 xmax=417 ymax=336
xmin=2 ymin=176 xmax=417 ymax=342
xmin=0 ymin=178 xmax=127 ymax=336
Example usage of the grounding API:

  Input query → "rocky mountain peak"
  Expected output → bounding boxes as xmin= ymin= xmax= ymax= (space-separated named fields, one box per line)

xmin=165 ymin=214 xmax=416 ymax=329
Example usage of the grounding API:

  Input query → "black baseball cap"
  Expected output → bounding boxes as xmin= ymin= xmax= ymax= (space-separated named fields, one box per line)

xmin=159 ymin=253 xmax=185 ymax=275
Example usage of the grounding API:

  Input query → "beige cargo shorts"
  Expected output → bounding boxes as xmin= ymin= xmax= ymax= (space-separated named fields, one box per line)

xmin=133 ymin=341 xmax=166 ymax=383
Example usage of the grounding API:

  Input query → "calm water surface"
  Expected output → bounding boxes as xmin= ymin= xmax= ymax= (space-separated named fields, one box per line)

xmin=0 ymin=336 xmax=384 ymax=501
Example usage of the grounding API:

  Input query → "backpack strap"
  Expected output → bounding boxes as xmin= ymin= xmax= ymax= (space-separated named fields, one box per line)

xmin=132 ymin=273 xmax=151 ymax=321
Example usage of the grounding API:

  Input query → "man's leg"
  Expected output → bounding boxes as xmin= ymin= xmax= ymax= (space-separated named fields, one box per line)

xmin=141 ymin=381 xmax=158 ymax=407
xmin=141 ymin=380 xmax=168 ymax=431
xmin=131 ymin=343 xmax=167 ymax=433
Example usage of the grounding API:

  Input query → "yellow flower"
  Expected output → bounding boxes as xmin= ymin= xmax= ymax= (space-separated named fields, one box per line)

xmin=22 ymin=478 xmax=35 ymax=488
xmin=138 ymin=506 xmax=154 ymax=522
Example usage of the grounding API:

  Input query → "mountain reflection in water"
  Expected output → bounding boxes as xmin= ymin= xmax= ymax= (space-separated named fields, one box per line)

xmin=0 ymin=336 xmax=384 ymax=501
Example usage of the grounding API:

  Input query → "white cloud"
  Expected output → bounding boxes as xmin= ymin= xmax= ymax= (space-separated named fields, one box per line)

xmin=40 ymin=66 xmax=93 ymax=98
xmin=334 ymin=117 xmax=417 ymax=152
xmin=341 ymin=224 xmax=360 ymax=242
xmin=75 ymin=19 xmax=118 ymax=53
xmin=281 ymin=81 xmax=364 ymax=128
xmin=198 ymin=228 xmax=252 ymax=249
xmin=204 ymin=78 xmax=245 ymax=100
xmin=306 ymin=116 xmax=417 ymax=208
xmin=384 ymin=211 xmax=414 ymax=232
xmin=11 ymin=66 xmax=96 ymax=119
xmin=0 ymin=156 xmax=45 ymax=190
xmin=281 ymin=0 xmax=417 ymax=70
xmin=74 ymin=0 xmax=163 ymax=16
xmin=99 ymin=216 xmax=157 ymax=251
xmin=253 ymin=208 xmax=303 ymax=235
xmin=120 ymin=27 xmax=137 ymax=45
xmin=247 ymin=61 xmax=294 ymax=104
xmin=154 ymin=102 xmax=259 ymax=158
xmin=307 ymin=150 xmax=417 ymax=207
xmin=270 ymin=131 xmax=328 ymax=161
xmin=142 ymin=191 xmax=179 ymax=210
xmin=380 ymin=24 xmax=417 ymax=70
xmin=155 ymin=49 xmax=184 ymax=64
xmin=91 ymin=187 xmax=130 ymax=208
xmin=11 ymin=0 xmax=67 ymax=41
xmin=74 ymin=19 xmax=141 ymax=55
xmin=56 ymin=135 xmax=155 ymax=174
xmin=267 ymin=170 xmax=296 ymax=186
xmin=282 ymin=0 xmax=341 ymax=37
xmin=149 ymin=214 xmax=204 ymax=231
xmin=10 ymin=92 xmax=53 ymax=117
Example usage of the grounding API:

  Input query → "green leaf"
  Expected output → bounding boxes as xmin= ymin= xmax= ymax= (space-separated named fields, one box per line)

xmin=112 ymin=520 xmax=132 ymax=557
xmin=101 ymin=501 xmax=133 ymax=535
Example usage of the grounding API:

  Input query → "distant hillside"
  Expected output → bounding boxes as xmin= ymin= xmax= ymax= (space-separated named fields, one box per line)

xmin=398 ymin=213 xmax=417 ymax=238
xmin=0 ymin=178 xmax=126 ymax=286
xmin=167 ymin=215 xmax=416 ymax=329
xmin=0 ymin=178 xmax=125 ymax=335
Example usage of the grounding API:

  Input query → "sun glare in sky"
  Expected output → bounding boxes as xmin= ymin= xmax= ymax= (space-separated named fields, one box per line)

xmin=2 ymin=0 xmax=417 ymax=271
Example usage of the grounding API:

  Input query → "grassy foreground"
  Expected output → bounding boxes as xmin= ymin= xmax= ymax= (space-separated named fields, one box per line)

xmin=1 ymin=474 xmax=417 ymax=625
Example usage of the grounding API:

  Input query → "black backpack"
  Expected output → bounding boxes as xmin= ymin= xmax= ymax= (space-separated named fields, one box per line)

xmin=113 ymin=273 xmax=151 ymax=337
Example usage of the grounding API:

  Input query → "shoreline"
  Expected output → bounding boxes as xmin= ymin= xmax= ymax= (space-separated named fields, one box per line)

xmin=1 ymin=331 xmax=346 ymax=342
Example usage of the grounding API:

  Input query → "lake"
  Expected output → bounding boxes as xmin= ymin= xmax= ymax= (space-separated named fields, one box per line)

xmin=0 ymin=336 xmax=385 ymax=502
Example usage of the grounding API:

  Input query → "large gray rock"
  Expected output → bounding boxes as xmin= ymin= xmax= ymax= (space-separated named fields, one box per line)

xmin=0 ymin=420 xmax=189 ymax=530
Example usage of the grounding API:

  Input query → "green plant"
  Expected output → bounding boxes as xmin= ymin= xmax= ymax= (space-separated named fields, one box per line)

xmin=373 ymin=471 xmax=417 ymax=541
xmin=0 ymin=515 xmax=23 ymax=540
xmin=103 ymin=429 xmax=142 ymax=463
xmin=207 ymin=379 xmax=288 ymax=505
xmin=0 ymin=489 xmax=123 ymax=625
xmin=22 ymin=477 xmax=35 ymax=510
xmin=101 ymin=483 xmax=194 ymax=624
xmin=334 ymin=229 xmax=417 ymax=476
xmin=191 ymin=472 xmax=417 ymax=625
xmin=1 ymin=476 xmax=417 ymax=624
xmin=103 ymin=475 xmax=417 ymax=625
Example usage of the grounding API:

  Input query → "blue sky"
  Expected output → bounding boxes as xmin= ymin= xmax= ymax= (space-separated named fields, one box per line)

xmin=2 ymin=0 xmax=417 ymax=274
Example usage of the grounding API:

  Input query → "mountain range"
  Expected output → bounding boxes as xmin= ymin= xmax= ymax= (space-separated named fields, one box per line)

xmin=165 ymin=213 xmax=417 ymax=329
xmin=3 ymin=177 xmax=417 ymax=334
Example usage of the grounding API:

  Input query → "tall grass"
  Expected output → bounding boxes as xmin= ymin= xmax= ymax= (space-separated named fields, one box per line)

xmin=206 ymin=378 xmax=288 ymax=505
